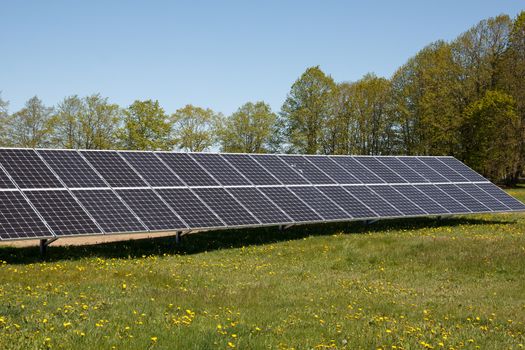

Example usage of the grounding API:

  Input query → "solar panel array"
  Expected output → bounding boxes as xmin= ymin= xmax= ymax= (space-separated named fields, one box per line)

xmin=0 ymin=148 xmax=524 ymax=241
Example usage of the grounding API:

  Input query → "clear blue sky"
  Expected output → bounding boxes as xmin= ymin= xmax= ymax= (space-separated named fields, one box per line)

xmin=1 ymin=0 xmax=523 ymax=116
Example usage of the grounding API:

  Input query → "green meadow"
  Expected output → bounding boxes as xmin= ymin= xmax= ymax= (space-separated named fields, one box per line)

xmin=0 ymin=189 xmax=524 ymax=350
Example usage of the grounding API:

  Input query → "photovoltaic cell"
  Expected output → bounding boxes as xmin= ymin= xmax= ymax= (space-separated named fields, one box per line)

xmin=81 ymin=151 xmax=147 ymax=188
xmin=475 ymin=183 xmax=525 ymax=211
xmin=116 ymin=189 xmax=187 ymax=231
xmin=190 ymin=153 xmax=251 ymax=186
xmin=259 ymin=187 xmax=322 ymax=222
xmin=227 ymin=187 xmax=291 ymax=224
xmin=250 ymin=155 xmax=310 ymax=185
xmin=317 ymin=186 xmax=376 ymax=219
xmin=417 ymin=157 xmax=467 ymax=182
xmin=330 ymin=157 xmax=384 ymax=184
xmin=73 ymin=189 xmax=146 ymax=233
xmin=378 ymin=157 xmax=428 ymax=183
xmin=156 ymin=153 xmax=218 ymax=186
xmin=369 ymin=185 xmax=426 ymax=216
xmin=157 ymin=188 xmax=224 ymax=228
xmin=398 ymin=157 xmax=448 ymax=183
xmin=415 ymin=185 xmax=470 ymax=213
xmin=221 ymin=154 xmax=281 ymax=185
xmin=392 ymin=185 xmax=448 ymax=215
xmin=289 ymin=186 xmax=349 ymax=220
xmin=194 ymin=188 xmax=260 ymax=226
xmin=435 ymin=184 xmax=490 ymax=212
xmin=306 ymin=156 xmax=361 ymax=184
xmin=119 ymin=152 xmax=184 ymax=187
xmin=457 ymin=183 xmax=510 ymax=211
xmin=0 ymin=191 xmax=53 ymax=240
xmin=0 ymin=149 xmax=63 ymax=189
xmin=25 ymin=190 xmax=101 ymax=236
xmin=38 ymin=149 xmax=107 ymax=188
xmin=278 ymin=155 xmax=335 ymax=184
xmin=354 ymin=157 xmax=407 ymax=184
xmin=438 ymin=157 xmax=487 ymax=182
xmin=0 ymin=167 xmax=15 ymax=189
xmin=343 ymin=186 xmax=403 ymax=217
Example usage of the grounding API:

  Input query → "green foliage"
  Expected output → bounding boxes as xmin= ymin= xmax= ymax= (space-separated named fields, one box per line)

xmin=118 ymin=100 xmax=173 ymax=151
xmin=461 ymin=90 xmax=520 ymax=183
xmin=3 ymin=96 xmax=54 ymax=148
xmin=217 ymin=101 xmax=277 ymax=153
xmin=171 ymin=104 xmax=218 ymax=152
xmin=281 ymin=66 xmax=336 ymax=154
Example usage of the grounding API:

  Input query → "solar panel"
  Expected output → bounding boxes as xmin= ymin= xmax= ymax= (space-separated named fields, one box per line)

xmin=343 ymin=186 xmax=403 ymax=217
xmin=437 ymin=157 xmax=487 ymax=182
xmin=378 ymin=158 xmax=428 ymax=183
xmin=417 ymin=157 xmax=467 ymax=182
xmin=72 ymin=189 xmax=146 ymax=233
xmin=81 ymin=151 xmax=147 ymax=188
xmin=116 ymin=189 xmax=187 ymax=231
xmin=330 ymin=157 xmax=384 ymax=184
xmin=259 ymin=187 xmax=322 ymax=222
xmin=156 ymin=152 xmax=218 ymax=186
xmin=227 ymin=187 xmax=291 ymax=224
xmin=354 ymin=157 xmax=407 ymax=184
xmin=289 ymin=186 xmax=349 ymax=220
xmin=38 ymin=149 xmax=107 ymax=188
xmin=119 ymin=151 xmax=184 ymax=187
xmin=306 ymin=156 xmax=361 ymax=184
xmin=250 ymin=154 xmax=310 ymax=185
xmin=279 ymin=155 xmax=335 ymax=184
xmin=190 ymin=153 xmax=251 ymax=186
xmin=398 ymin=157 xmax=448 ymax=183
xmin=435 ymin=184 xmax=490 ymax=212
xmin=414 ymin=184 xmax=470 ymax=213
xmin=457 ymin=183 xmax=510 ymax=211
xmin=475 ymin=183 xmax=525 ymax=211
xmin=221 ymin=154 xmax=281 ymax=185
xmin=1 ymin=147 xmax=524 ymax=243
xmin=0 ymin=149 xmax=63 ymax=189
xmin=156 ymin=188 xmax=224 ymax=228
xmin=392 ymin=185 xmax=449 ymax=215
xmin=0 ymin=191 xmax=53 ymax=240
xmin=369 ymin=185 xmax=426 ymax=216
xmin=317 ymin=186 xmax=377 ymax=218
xmin=25 ymin=190 xmax=101 ymax=236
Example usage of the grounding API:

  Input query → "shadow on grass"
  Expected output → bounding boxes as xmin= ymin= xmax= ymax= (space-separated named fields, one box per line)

xmin=0 ymin=216 xmax=516 ymax=264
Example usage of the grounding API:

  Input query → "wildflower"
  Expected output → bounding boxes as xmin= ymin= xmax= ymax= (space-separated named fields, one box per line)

xmin=151 ymin=336 xmax=158 ymax=343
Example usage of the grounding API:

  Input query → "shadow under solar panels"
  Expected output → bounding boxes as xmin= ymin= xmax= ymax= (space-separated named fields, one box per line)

xmin=25 ymin=190 xmax=101 ymax=236
xmin=0 ymin=191 xmax=53 ymax=240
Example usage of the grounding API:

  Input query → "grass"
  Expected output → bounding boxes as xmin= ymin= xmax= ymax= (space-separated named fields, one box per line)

xmin=0 ymin=190 xmax=524 ymax=349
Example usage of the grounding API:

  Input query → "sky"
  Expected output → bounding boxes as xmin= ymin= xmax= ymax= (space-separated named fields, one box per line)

xmin=1 ymin=0 xmax=524 ymax=116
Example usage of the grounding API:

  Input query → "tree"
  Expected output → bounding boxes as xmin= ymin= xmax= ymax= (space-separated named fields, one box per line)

xmin=5 ymin=96 xmax=54 ymax=147
xmin=51 ymin=95 xmax=85 ymax=148
xmin=217 ymin=101 xmax=277 ymax=153
xmin=0 ymin=93 xmax=8 ymax=146
xmin=171 ymin=104 xmax=218 ymax=152
xmin=461 ymin=90 xmax=520 ymax=184
xmin=118 ymin=100 xmax=173 ymax=150
xmin=80 ymin=94 xmax=121 ymax=149
xmin=281 ymin=66 xmax=336 ymax=154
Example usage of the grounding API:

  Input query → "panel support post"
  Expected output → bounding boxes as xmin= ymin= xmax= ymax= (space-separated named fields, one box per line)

xmin=39 ymin=238 xmax=58 ymax=258
xmin=175 ymin=231 xmax=181 ymax=245
xmin=364 ymin=219 xmax=378 ymax=226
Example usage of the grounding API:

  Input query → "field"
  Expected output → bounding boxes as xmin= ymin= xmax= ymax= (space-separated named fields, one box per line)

xmin=0 ymin=189 xmax=524 ymax=349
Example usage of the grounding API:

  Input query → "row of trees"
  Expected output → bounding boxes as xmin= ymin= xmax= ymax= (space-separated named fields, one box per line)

xmin=1 ymin=12 xmax=524 ymax=184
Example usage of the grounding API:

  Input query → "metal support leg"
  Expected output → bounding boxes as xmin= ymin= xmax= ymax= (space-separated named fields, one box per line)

xmin=175 ymin=231 xmax=181 ymax=245
xmin=39 ymin=238 xmax=58 ymax=258
xmin=364 ymin=219 xmax=378 ymax=225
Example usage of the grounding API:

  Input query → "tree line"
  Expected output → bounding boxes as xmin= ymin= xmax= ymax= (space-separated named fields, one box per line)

xmin=0 ymin=12 xmax=524 ymax=184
